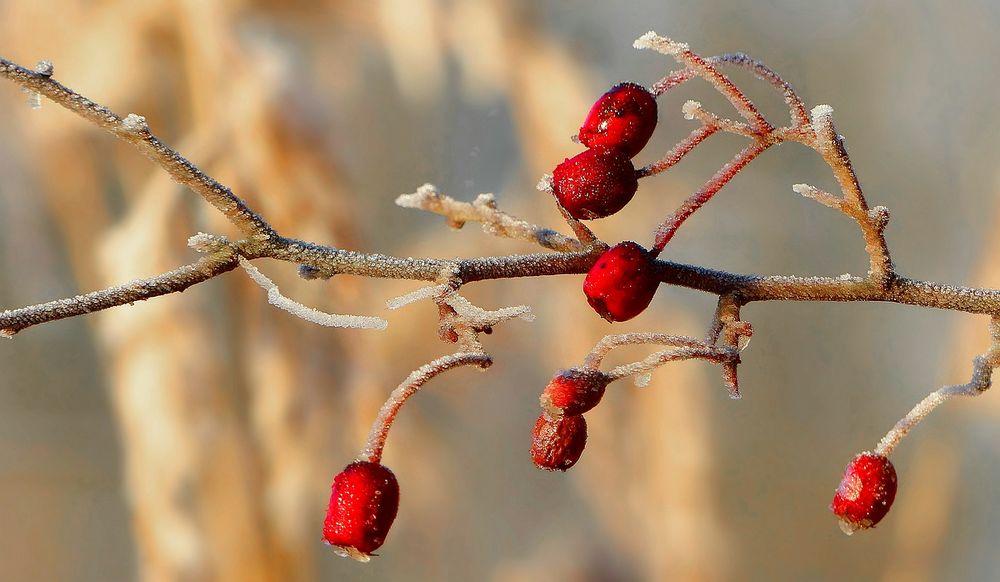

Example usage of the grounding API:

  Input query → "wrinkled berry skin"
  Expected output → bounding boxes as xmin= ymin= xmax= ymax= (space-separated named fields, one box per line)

xmin=578 ymin=82 xmax=658 ymax=158
xmin=531 ymin=414 xmax=587 ymax=471
xmin=583 ymin=241 xmax=659 ymax=322
xmin=323 ymin=461 xmax=400 ymax=560
xmin=540 ymin=369 xmax=610 ymax=418
xmin=552 ymin=149 xmax=638 ymax=220
xmin=831 ymin=452 xmax=897 ymax=534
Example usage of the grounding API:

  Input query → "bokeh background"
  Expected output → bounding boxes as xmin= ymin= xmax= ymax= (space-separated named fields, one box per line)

xmin=2 ymin=1 xmax=1000 ymax=580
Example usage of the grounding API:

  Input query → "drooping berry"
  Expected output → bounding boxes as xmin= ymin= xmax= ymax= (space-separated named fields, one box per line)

xmin=530 ymin=414 xmax=587 ymax=471
xmin=583 ymin=241 xmax=659 ymax=322
xmin=323 ymin=461 xmax=400 ymax=561
xmin=552 ymin=148 xmax=638 ymax=220
xmin=830 ymin=452 xmax=897 ymax=534
xmin=578 ymin=82 xmax=658 ymax=158
xmin=540 ymin=368 xmax=611 ymax=418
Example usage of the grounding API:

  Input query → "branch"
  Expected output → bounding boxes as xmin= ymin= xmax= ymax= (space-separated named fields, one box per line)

xmin=396 ymin=184 xmax=584 ymax=252
xmin=0 ymin=57 xmax=275 ymax=239
xmin=0 ymin=250 xmax=239 ymax=337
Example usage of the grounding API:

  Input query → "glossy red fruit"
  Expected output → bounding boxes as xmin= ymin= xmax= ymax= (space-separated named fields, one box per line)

xmin=583 ymin=241 xmax=659 ymax=322
xmin=531 ymin=414 xmax=587 ymax=471
xmin=323 ymin=461 xmax=400 ymax=561
xmin=540 ymin=368 xmax=610 ymax=418
xmin=578 ymin=82 xmax=658 ymax=158
xmin=830 ymin=452 xmax=897 ymax=534
xmin=552 ymin=148 xmax=638 ymax=220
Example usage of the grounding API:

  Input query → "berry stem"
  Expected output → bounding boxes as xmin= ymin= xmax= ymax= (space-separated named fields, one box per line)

xmin=636 ymin=123 xmax=719 ymax=178
xmin=604 ymin=344 xmax=736 ymax=382
xmin=875 ymin=316 xmax=1000 ymax=456
xmin=650 ymin=141 xmax=770 ymax=256
xmin=635 ymin=32 xmax=772 ymax=134
xmin=361 ymin=352 xmax=492 ymax=463
xmin=650 ymin=53 xmax=809 ymax=128
xmin=583 ymin=332 xmax=707 ymax=369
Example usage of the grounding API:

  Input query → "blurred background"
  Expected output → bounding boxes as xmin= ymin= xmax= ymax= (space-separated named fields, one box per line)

xmin=2 ymin=1 xmax=1000 ymax=580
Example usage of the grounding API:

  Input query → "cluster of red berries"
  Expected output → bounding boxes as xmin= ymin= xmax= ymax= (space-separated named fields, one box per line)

xmin=551 ymin=83 xmax=663 ymax=322
xmin=531 ymin=368 xmax=611 ymax=471
xmin=553 ymin=82 xmax=657 ymax=219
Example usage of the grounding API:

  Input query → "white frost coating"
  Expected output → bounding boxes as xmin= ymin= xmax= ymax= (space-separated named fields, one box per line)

xmin=473 ymin=193 xmax=496 ymax=208
xmin=682 ymin=100 xmax=702 ymax=120
xmin=34 ymin=60 xmax=54 ymax=77
xmin=122 ymin=113 xmax=149 ymax=133
xmin=791 ymin=183 xmax=812 ymax=195
xmin=536 ymin=173 xmax=553 ymax=193
xmin=634 ymin=372 xmax=652 ymax=388
xmin=395 ymin=183 xmax=439 ymax=208
xmin=187 ymin=232 xmax=229 ymax=253
xmin=445 ymin=293 xmax=534 ymax=324
xmin=633 ymin=31 xmax=689 ymax=55
xmin=386 ymin=284 xmax=450 ymax=310
xmin=810 ymin=104 xmax=834 ymax=136
xmin=238 ymin=257 xmax=388 ymax=330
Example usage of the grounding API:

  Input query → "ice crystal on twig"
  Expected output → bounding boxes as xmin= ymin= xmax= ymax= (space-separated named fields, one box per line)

xmin=238 ymin=257 xmax=387 ymax=330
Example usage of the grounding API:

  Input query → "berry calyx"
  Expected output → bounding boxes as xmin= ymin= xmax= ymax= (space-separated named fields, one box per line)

xmin=830 ymin=452 xmax=897 ymax=535
xmin=323 ymin=461 xmax=400 ymax=561
xmin=539 ymin=368 xmax=611 ymax=418
xmin=578 ymin=82 xmax=658 ymax=158
xmin=583 ymin=241 xmax=659 ymax=322
xmin=530 ymin=413 xmax=587 ymax=471
xmin=552 ymin=149 xmax=638 ymax=220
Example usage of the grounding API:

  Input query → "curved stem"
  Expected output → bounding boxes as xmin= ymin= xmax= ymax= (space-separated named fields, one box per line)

xmin=361 ymin=353 xmax=492 ymax=463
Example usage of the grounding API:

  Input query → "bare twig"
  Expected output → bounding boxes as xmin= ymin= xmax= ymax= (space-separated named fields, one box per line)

xmin=396 ymin=184 xmax=584 ymax=252
xmin=0 ymin=57 xmax=275 ymax=239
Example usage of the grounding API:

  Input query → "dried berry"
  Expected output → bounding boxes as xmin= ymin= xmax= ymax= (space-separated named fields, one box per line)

xmin=323 ymin=461 xmax=400 ymax=561
xmin=552 ymin=148 xmax=638 ymax=220
xmin=583 ymin=241 xmax=659 ymax=322
xmin=830 ymin=452 xmax=897 ymax=534
xmin=531 ymin=414 xmax=587 ymax=471
xmin=540 ymin=368 xmax=610 ymax=418
xmin=578 ymin=82 xmax=658 ymax=158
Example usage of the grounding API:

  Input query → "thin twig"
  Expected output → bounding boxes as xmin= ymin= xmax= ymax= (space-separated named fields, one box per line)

xmin=875 ymin=317 xmax=1000 ymax=456
xmin=0 ymin=57 xmax=275 ymax=239
xmin=361 ymin=352 xmax=493 ymax=463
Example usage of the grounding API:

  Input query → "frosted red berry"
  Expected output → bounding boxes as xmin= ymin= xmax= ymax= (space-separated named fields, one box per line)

xmin=540 ymin=368 xmax=610 ymax=418
xmin=323 ymin=461 xmax=400 ymax=561
xmin=531 ymin=414 xmax=587 ymax=471
xmin=583 ymin=241 xmax=659 ymax=322
xmin=552 ymin=148 xmax=638 ymax=220
xmin=830 ymin=452 xmax=897 ymax=534
xmin=578 ymin=82 xmax=658 ymax=158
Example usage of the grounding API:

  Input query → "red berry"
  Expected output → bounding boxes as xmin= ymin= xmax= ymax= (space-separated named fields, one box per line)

xmin=323 ymin=461 xmax=400 ymax=561
xmin=830 ymin=452 xmax=897 ymax=534
xmin=530 ymin=414 xmax=587 ymax=471
xmin=583 ymin=241 xmax=659 ymax=322
xmin=540 ymin=368 xmax=610 ymax=418
xmin=578 ymin=82 xmax=658 ymax=158
xmin=552 ymin=149 xmax=638 ymax=220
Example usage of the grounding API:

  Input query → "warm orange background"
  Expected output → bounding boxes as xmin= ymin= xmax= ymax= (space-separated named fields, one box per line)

xmin=2 ymin=1 xmax=1000 ymax=581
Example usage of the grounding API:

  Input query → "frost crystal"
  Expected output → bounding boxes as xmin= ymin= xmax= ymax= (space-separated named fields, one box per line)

xmin=682 ymin=100 xmax=702 ymax=120
xmin=238 ymin=257 xmax=387 ymax=330
xmin=121 ymin=113 xmax=149 ymax=133
xmin=386 ymin=284 xmax=451 ymax=310
xmin=633 ymin=31 xmax=689 ymax=56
